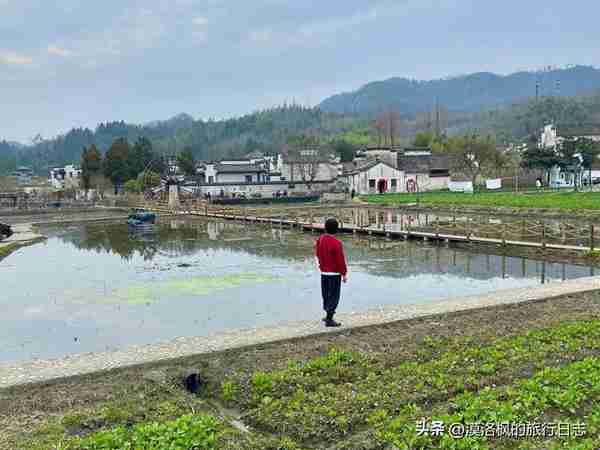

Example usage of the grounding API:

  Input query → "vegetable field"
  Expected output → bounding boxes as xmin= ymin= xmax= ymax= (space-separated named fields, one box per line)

xmin=360 ymin=191 xmax=600 ymax=211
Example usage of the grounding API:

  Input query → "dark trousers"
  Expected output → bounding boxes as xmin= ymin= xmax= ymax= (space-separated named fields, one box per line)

xmin=321 ymin=275 xmax=342 ymax=314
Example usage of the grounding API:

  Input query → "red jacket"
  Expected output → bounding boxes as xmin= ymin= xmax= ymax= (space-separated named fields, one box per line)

xmin=315 ymin=234 xmax=348 ymax=276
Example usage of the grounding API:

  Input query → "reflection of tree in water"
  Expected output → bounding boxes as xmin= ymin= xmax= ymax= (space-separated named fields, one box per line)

xmin=57 ymin=219 xmax=592 ymax=282
xmin=59 ymin=220 xmax=318 ymax=262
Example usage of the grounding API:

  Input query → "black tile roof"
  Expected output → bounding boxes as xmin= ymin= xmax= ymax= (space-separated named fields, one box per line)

xmin=215 ymin=164 xmax=267 ymax=174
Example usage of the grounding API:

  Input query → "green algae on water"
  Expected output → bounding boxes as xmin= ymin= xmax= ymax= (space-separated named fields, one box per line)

xmin=98 ymin=273 xmax=282 ymax=304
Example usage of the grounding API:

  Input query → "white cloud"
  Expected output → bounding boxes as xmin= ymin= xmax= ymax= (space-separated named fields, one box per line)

xmin=0 ymin=51 xmax=33 ymax=66
xmin=192 ymin=16 xmax=208 ymax=26
xmin=47 ymin=45 xmax=73 ymax=57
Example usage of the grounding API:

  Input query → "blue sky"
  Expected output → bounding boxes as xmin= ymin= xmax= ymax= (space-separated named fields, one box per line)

xmin=1 ymin=0 xmax=598 ymax=142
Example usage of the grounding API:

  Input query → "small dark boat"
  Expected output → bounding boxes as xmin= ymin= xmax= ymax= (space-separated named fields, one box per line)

xmin=127 ymin=211 xmax=156 ymax=227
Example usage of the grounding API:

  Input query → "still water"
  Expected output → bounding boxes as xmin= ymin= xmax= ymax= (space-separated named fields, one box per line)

xmin=0 ymin=218 xmax=595 ymax=362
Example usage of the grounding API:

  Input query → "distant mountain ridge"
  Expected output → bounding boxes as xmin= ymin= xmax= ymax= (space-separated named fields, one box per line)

xmin=319 ymin=65 xmax=600 ymax=115
xmin=0 ymin=106 xmax=364 ymax=175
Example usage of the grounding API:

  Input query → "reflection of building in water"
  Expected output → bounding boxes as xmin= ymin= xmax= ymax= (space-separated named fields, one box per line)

xmin=350 ymin=209 xmax=454 ymax=230
xmin=349 ymin=236 xmax=595 ymax=284
xmin=207 ymin=221 xmax=226 ymax=240
xmin=170 ymin=220 xmax=187 ymax=230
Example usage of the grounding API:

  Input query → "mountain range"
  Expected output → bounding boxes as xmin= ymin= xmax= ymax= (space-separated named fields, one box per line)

xmin=319 ymin=65 xmax=600 ymax=116
xmin=3 ymin=65 xmax=600 ymax=175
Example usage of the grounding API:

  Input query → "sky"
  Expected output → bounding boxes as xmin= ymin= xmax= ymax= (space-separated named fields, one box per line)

xmin=1 ymin=0 xmax=599 ymax=143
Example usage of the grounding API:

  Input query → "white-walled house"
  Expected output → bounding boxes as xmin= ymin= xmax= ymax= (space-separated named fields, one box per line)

xmin=398 ymin=152 xmax=450 ymax=192
xmin=538 ymin=123 xmax=600 ymax=186
xmin=203 ymin=163 xmax=268 ymax=184
xmin=49 ymin=164 xmax=82 ymax=189
xmin=344 ymin=160 xmax=405 ymax=195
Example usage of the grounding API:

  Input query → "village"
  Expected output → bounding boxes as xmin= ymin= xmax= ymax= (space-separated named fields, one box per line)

xmin=4 ymin=121 xmax=600 ymax=211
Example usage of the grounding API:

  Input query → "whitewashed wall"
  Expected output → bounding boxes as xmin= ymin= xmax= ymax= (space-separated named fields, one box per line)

xmin=347 ymin=163 xmax=404 ymax=195
xmin=404 ymin=174 xmax=450 ymax=192
xmin=281 ymin=162 xmax=338 ymax=182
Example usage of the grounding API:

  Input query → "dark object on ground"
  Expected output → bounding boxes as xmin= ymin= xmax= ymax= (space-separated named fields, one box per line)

xmin=183 ymin=372 xmax=205 ymax=394
xmin=0 ymin=222 xmax=12 ymax=239
xmin=325 ymin=319 xmax=342 ymax=327
xmin=178 ymin=263 xmax=192 ymax=268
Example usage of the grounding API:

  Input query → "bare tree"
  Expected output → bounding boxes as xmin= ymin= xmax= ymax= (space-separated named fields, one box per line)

xmin=372 ymin=117 xmax=386 ymax=146
xmin=448 ymin=134 xmax=497 ymax=185
xmin=374 ymin=111 xmax=401 ymax=147
xmin=286 ymin=135 xmax=328 ymax=191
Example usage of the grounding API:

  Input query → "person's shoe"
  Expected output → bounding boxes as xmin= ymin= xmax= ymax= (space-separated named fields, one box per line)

xmin=325 ymin=319 xmax=342 ymax=327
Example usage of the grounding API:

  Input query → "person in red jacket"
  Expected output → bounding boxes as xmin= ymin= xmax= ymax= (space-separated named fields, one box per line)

xmin=315 ymin=218 xmax=348 ymax=327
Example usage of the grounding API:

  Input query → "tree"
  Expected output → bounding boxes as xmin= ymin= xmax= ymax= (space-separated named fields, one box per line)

xmin=103 ymin=138 xmax=131 ymax=188
xmin=560 ymin=137 xmax=600 ymax=189
xmin=373 ymin=111 xmax=401 ymax=147
xmin=521 ymin=133 xmax=561 ymax=183
xmin=81 ymin=144 xmax=102 ymax=191
xmin=414 ymin=131 xmax=434 ymax=148
xmin=177 ymin=147 xmax=196 ymax=176
xmin=447 ymin=134 xmax=497 ymax=185
xmin=577 ymin=138 xmax=600 ymax=186
xmin=128 ymin=137 xmax=154 ymax=180
xmin=286 ymin=135 xmax=326 ymax=190
xmin=124 ymin=179 xmax=141 ymax=193
xmin=332 ymin=140 xmax=356 ymax=163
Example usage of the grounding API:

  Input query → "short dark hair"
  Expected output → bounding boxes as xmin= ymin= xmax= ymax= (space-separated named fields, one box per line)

xmin=325 ymin=218 xmax=339 ymax=234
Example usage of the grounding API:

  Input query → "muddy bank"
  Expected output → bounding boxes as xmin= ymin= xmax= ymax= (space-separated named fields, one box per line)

xmin=355 ymin=201 xmax=600 ymax=222
xmin=0 ymin=207 xmax=129 ymax=225
xmin=0 ymin=223 xmax=46 ymax=262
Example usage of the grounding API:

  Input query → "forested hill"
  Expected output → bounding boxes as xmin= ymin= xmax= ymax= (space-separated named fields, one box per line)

xmin=319 ymin=65 xmax=600 ymax=116
xmin=0 ymin=106 xmax=364 ymax=175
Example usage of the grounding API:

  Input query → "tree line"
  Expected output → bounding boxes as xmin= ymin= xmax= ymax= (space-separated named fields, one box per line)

xmin=3 ymin=105 xmax=366 ymax=176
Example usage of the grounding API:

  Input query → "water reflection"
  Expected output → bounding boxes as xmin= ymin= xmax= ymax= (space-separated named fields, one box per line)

xmin=50 ymin=218 xmax=595 ymax=283
xmin=0 ymin=218 xmax=595 ymax=363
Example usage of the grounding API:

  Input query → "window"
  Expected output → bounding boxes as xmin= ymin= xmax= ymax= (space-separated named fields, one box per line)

xmin=208 ymin=176 xmax=214 ymax=184
xmin=391 ymin=179 xmax=397 ymax=189
xmin=369 ymin=179 xmax=376 ymax=188
xmin=245 ymin=175 xmax=253 ymax=183
xmin=430 ymin=169 xmax=449 ymax=178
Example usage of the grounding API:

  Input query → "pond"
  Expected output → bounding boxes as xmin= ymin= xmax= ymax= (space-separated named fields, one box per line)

xmin=0 ymin=218 xmax=596 ymax=363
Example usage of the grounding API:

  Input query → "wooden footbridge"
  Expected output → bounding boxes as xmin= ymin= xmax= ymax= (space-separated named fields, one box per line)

xmin=133 ymin=199 xmax=599 ymax=253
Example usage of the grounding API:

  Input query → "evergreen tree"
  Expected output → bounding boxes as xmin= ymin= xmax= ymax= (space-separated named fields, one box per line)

xmin=177 ymin=147 xmax=196 ymax=176
xmin=103 ymin=138 xmax=131 ymax=187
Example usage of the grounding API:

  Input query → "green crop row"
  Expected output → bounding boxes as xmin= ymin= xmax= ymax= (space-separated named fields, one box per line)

xmin=360 ymin=191 xmax=600 ymax=211
xmin=58 ymin=414 xmax=219 ymax=450
xmin=376 ymin=357 xmax=600 ymax=449
xmin=239 ymin=321 xmax=600 ymax=444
